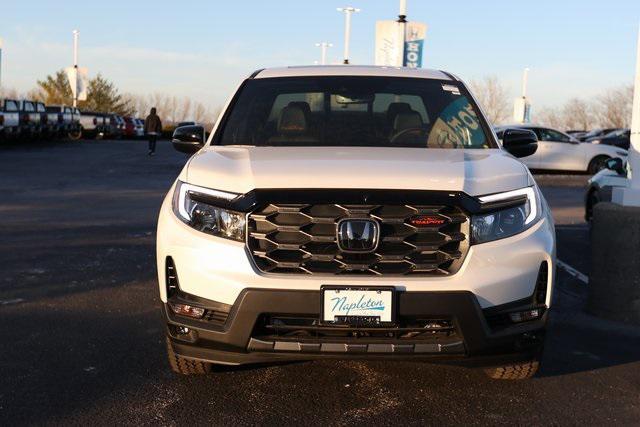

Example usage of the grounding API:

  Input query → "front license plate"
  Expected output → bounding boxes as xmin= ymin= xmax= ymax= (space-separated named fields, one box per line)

xmin=322 ymin=287 xmax=394 ymax=323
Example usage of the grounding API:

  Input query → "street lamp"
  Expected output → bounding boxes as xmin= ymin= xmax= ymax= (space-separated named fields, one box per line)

xmin=72 ymin=30 xmax=79 ymax=108
xmin=337 ymin=6 xmax=360 ymax=64
xmin=315 ymin=42 xmax=333 ymax=65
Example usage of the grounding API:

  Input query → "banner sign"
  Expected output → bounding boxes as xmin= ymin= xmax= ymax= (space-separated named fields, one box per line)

xmin=404 ymin=22 xmax=427 ymax=68
xmin=375 ymin=20 xmax=427 ymax=68
xmin=374 ymin=21 xmax=404 ymax=67
xmin=65 ymin=66 xmax=89 ymax=101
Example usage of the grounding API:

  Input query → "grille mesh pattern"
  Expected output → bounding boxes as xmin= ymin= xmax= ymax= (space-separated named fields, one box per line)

xmin=247 ymin=203 xmax=469 ymax=275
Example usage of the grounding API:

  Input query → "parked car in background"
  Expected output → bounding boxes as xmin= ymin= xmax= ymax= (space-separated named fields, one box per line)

xmin=68 ymin=107 xmax=82 ymax=139
xmin=123 ymin=116 xmax=137 ymax=138
xmin=579 ymin=128 xmax=618 ymax=141
xmin=566 ymin=130 xmax=587 ymax=140
xmin=134 ymin=118 xmax=145 ymax=138
xmin=1 ymin=99 xmax=21 ymax=139
xmin=105 ymin=114 xmax=123 ymax=139
xmin=79 ymin=111 xmax=102 ymax=138
xmin=97 ymin=113 xmax=110 ymax=137
xmin=586 ymin=128 xmax=630 ymax=150
xmin=585 ymin=158 xmax=629 ymax=221
xmin=17 ymin=100 xmax=40 ymax=139
xmin=35 ymin=102 xmax=52 ymax=137
xmin=495 ymin=124 xmax=628 ymax=174
xmin=46 ymin=105 xmax=74 ymax=136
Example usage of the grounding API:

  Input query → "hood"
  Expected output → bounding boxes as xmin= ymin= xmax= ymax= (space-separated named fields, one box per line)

xmin=185 ymin=146 xmax=531 ymax=197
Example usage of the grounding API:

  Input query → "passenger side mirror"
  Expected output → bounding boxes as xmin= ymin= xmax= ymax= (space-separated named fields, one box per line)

xmin=172 ymin=125 xmax=205 ymax=154
xmin=501 ymin=129 xmax=538 ymax=158
xmin=605 ymin=157 xmax=626 ymax=175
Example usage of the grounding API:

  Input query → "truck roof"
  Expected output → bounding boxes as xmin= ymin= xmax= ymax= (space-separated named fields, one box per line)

xmin=253 ymin=65 xmax=454 ymax=81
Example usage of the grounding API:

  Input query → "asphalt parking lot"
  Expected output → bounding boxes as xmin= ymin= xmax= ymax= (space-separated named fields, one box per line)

xmin=1 ymin=139 xmax=639 ymax=425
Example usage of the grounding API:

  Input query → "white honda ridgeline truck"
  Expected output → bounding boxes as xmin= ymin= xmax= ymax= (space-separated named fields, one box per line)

xmin=158 ymin=66 xmax=555 ymax=380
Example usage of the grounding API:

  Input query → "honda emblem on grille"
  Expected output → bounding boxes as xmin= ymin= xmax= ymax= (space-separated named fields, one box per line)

xmin=336 ymin=219 xmax=380 ymax=253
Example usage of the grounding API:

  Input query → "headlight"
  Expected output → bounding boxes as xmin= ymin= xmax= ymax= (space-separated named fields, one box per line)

xmin=172 ymin=181 xmax=245 ymax=241
xmin=592 ymin=139 xmax=601 ymax=144
xmin=471 ymin=186 xmax=544 ymax=244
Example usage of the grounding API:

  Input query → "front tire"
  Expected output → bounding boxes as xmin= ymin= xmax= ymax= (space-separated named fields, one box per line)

xmin=588 ymin=155 xmax=609 ymax=175
xmin=484 ymin=359 xmax=539 ymax=380
xmin=166 ymin=338 xmax=212 ymax=375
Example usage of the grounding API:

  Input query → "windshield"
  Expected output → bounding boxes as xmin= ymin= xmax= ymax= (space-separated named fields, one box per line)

xmin=217 ymin=77 xmax=493 ymax=149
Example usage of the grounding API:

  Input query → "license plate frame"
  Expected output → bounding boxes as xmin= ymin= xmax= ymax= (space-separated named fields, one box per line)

xmin=320 ymin=285 xmax=395 ymax=325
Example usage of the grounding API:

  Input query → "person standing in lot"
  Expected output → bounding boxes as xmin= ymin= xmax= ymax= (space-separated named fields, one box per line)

xmin=144 ymin=107 xmax=163 ymax=156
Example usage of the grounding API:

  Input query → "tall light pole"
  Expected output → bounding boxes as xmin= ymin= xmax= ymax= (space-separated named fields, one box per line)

xmin=315 ymin=42 xmax=333 ymax=65
xmin=521 ymin=67 xmax=530 ymax=98
xmin=397 ymin=0 xmax=407 ymax=67
xmin=337 ymin=6 xmax=360 ymax=64
xmin=72 ymin=30 xmax=79 ymax=108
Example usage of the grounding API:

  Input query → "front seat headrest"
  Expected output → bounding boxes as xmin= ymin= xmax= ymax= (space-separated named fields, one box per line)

xmin=394 ymin=111 xmax=423 ymax=133
xmin=287 ymin=101 xmax=312 ymax=119
xmin=387 ymin=102 xmax=412 ymax=124
xmin=278 ymin=105 xmax=308 ymax=135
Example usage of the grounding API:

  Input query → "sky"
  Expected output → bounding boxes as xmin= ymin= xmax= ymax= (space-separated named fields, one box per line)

xmin=1 ymin=0 xmax=639 ymax=113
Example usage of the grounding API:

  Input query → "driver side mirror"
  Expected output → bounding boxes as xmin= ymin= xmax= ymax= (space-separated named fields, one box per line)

xmin=172 ymin=125 xmax=206 ymax=154
xmin=501 ymin=128 xmax=538 ymax=158
xmin=605 ymin=157 xmax=626 ymax=175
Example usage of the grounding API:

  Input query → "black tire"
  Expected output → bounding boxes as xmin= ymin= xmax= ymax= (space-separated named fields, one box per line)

xmin=588 ymin=155 xmax=609 ymax=175
xmin=68 ymin=128 xmax=82 ymax=141
xmin=166 ymin=338 xmax=212 ymax=375
xmin=484 ymin=359 xmax=539 ymax=380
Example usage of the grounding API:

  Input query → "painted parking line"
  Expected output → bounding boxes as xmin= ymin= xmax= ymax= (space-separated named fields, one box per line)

xmin=0 ymin=298 xmax=25 ymax=306
xmin=557 ymin=259 xmax=589 ymax=284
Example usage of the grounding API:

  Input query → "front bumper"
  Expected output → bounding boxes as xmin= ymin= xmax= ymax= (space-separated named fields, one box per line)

xmin=164 ymin=288 xmax=547 ymax=366
xmin=157 ymin=185 xmax=555 ymax=366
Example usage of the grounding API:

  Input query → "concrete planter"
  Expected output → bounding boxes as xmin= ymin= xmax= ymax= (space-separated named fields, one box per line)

xmin=589 ymin=202 xmax=640 ymax=325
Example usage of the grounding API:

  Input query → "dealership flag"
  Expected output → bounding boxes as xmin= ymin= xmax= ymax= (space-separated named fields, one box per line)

xmin=375 ymin=20 xmax=427 ymax=68
xmin=403 ymin=22 xmax=427 ymax=68
xmin=66 ymin=66 xmax=89 ymax=101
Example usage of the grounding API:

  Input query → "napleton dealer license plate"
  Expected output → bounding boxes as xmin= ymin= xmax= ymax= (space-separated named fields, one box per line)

xmin=321 ymin=287 xmax=394 ymax=324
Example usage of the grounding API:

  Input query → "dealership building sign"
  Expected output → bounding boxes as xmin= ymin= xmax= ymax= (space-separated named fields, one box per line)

xmin=375 ymin=20 xmax=427 ymax=68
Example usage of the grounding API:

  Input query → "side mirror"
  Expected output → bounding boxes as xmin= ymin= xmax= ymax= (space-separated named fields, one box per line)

xmin=501 ymin=128 xmax=538 ymax=158
xmin=172 ymin=125 xmax=205 ymax=154
xmin=605 ymin=157 xmax=625 ymax=175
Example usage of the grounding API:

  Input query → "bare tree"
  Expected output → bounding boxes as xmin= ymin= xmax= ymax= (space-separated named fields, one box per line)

xmin=535 ymin=107 xmax=564 ymax=130
xmin=0 ymin=87 xmax=19 ymax=99
xmin=561 ymin=98 xmax=594 ymax=130
xmin=178 ymin=98 xmax=192 ymax=122
xmin=594 ymin=84 xmax=633 ymax=128
xmin=470 ymin=76 xmax=511 ymax=125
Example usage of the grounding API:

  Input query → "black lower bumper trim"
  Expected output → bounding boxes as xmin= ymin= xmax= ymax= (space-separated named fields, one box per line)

xmin=164 ymin=288 xmax=546 ymax=366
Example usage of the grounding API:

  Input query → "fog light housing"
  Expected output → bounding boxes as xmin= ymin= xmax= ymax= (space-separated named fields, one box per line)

xmin=175 ymin=326 xmax=190 ymax=335
xmin=509 ymin=309 xmax=541 ymax=323
xmin=169 ymin=302 xmax=205 ymax=319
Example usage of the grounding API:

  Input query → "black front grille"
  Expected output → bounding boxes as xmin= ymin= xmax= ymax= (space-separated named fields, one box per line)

xmin=247 ymin=203 xmax=469 ymax=275
xmin=254 ymin=314 xmax=458 ymax=341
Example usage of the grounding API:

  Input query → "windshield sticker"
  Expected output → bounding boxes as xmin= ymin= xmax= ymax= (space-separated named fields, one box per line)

xmin=442 ymin=84 xmax=461 ymax=95
xmin=427 ymin=97 xmax=485 ymax=148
